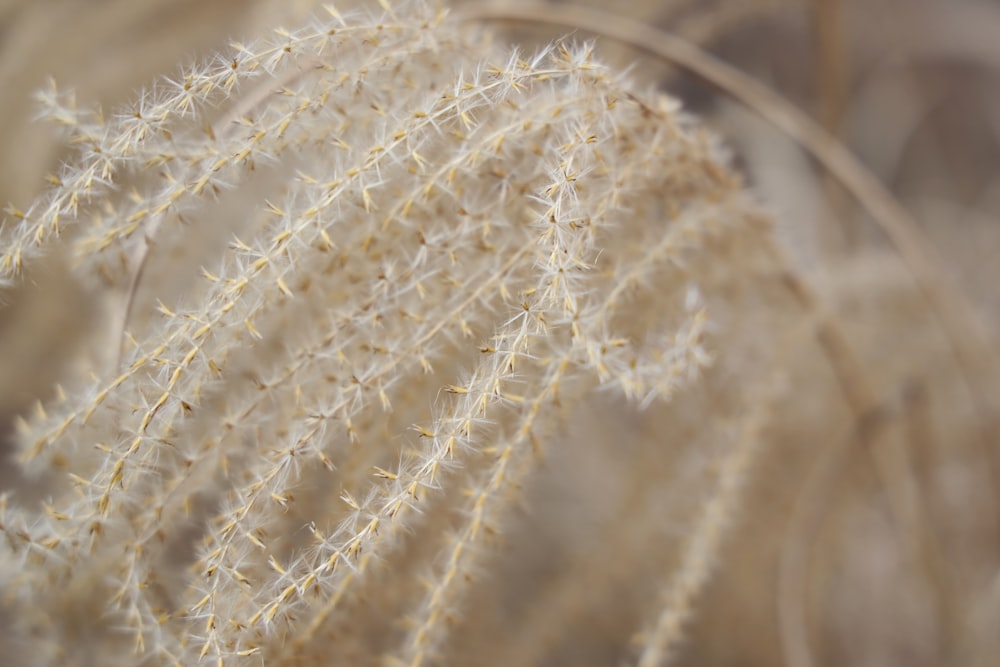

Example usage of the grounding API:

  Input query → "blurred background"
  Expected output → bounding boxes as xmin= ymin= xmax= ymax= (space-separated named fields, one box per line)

xmin=1 ymin=1 xmax=997 ymax=666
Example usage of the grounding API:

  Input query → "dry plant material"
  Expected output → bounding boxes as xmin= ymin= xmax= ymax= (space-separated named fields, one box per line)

xmin=0 ymin=2 xmax=995 ymax=667
xmin=0 ymin=3 xmax=775 ymax=664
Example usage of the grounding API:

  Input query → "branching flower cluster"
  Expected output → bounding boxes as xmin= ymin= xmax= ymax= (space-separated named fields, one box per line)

xmin=0 ymin=3 xmax=788 ymax=666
